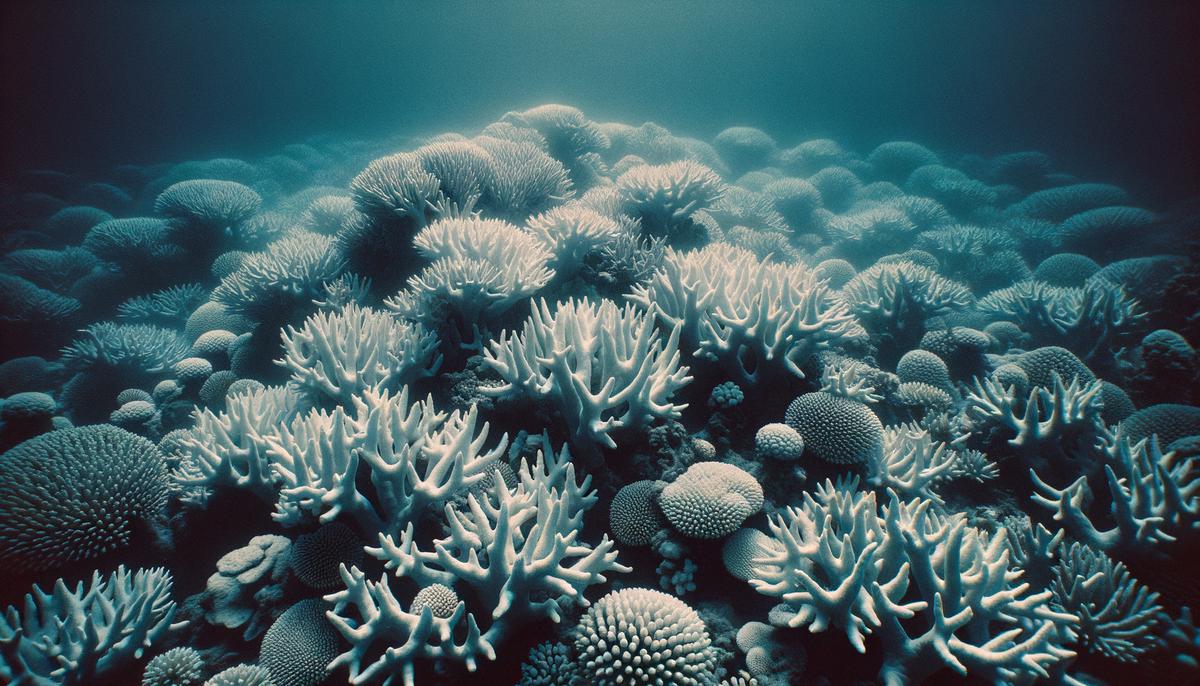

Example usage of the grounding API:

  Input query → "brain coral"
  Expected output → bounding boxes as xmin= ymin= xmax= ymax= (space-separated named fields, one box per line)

xmin=1033 ymin=252 xmax=1102 ymax=287
xmin=288 ymin=521 xmax=364 ymax=590
xmin=575 ymin=587 xmax=718 ymax=686
xmin=755 ymin=423 xmax=805 ymax=461
xmin=408 ymin=584 xmax=460 ymax=619
xmin=0 ymin=425 xmax=167 ymax=572
xmin=659 ymin=462 xmax=764 ymax=539
xmin=154 ymin=179 xmax=262 ymax=228
xmin=1121 ymin=403 xmax=1200 ymax=446
xmin=260 ymin=598 xmax=339 ymax=686
xmin=784 ymin=392 xmax=884 ymax=465
xmin=609 ymin=479 xmax=667 ymax=546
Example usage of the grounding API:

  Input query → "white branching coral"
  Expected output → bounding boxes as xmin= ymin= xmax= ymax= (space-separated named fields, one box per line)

xmin=387 ymin=217 xmax=554 ymax=344
xmin=977 ymin=280 xmax=1145 ymax=361
xmin=277 ymin=302 xmax=441 ymax=405
xmin=212 ymin=230 xmax=347 ymax=321
xmin=628 ymin=244 xmax=866 ymax=383
xmin=267 ymin=387 xmax=505 ymax=537
xmin=819 ymin=356 xmax=884 ymax=404
xmin=482 ymin=298 xmax=692 ymax=449
xmin=749 ymin=481 xmax=1078 ymax=685
xmin=173 ymin=385 xmax=300 ymax=502
xmin=1049 ymin=542 xmax=1164 ymax=662
xmin=525 ymin=203 xmax=620 ymax=278
xmin=966 ymin=371 xmax=1106 ymax=456
xmin=325 ymin=441 xmax=629 ymax=686
xmin=616 ymin=160 xmax=725 ymax=247
xmin=869 ymin=423 xmax=957 ymax=504
xmin=1031 ymin=428 xmax=1199 ymax=559
xmin=839 ymin=261 xmax=973 ymax=335
xmin=473 ymin=135 xmax=573 ymax=220
xmin=0 ymin=566 xmax=186 ymax=685
xmin=349 ymin=152 xmax=448 ymax=228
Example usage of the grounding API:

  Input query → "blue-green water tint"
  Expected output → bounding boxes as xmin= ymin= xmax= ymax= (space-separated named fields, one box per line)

xmin=1 ymin=2 xmax=1199 ymax=685
xmin=2 ymin=1 xmax=1198 ymax=201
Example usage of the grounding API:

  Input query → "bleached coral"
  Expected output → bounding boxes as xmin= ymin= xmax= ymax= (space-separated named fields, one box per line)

xmin=387 ymin=217 xmax=554 ymax=344
xmin=482 ymin=297 xmax=692 ymax=449
xmin=326 ymin=441 xmax=628 ymax=685
xmin=869 ymin=423 xmax=957 ymax=504
xmin=267 ymin=387 xmax=506 ymax=536
xmin=277 ymin=302 xmax=440 ymax=405
xmin=1031 ymin=428 xmax=1199 ymax=559
xmin=173 ymin=384 xmax=300 ymax=501
xmin=0 ymin=566 xmax=185 ymax=685
xmin=628 ymin=244 xmax=865 ymax=383
xmin=750 ymin=481 xmax=1077 ymax=685
xmin=616 ymin=160 xmax=725 ymax=247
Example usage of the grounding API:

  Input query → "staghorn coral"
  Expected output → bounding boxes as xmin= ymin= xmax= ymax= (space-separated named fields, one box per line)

xmin=212 ymin=230 xmax=346 ymax=323
xmin=616 ymin=160 xmax=725 ymax=248
xmin=750 ymin=481 xmax=1078 ymax=685
xmin=628 ymin=243 xmax=866 ymax=384
xmin=1006 ymin=183 xmax=1131 ymax=223
xmin=326 ymin=441 xmax=628 ymax=685
xmin=977 ymin=279 xmax=1145 ymax=363
xmin=173 ymin=384 xmax=300 ymax=502
xmin=1031 ymin=428 xmax=1199 ymax=559
xmin=1048 ymin=542 xmax=1164 ymax=662
xmin=0 ymin=566 xmax=185 ymax=685
xmin=839 ymin=261 xmax=972 ymax=359
xmin=386 ymin=217 xmax=554 ymax=345
xmin=278 ymin=302 xmax=440 ymax=406
xmin=266 ymin=386 xmax=505 ymax=536
xmin=117 ymin=283 xmax=210 ymax=325
xmin=482 ymin=297 xmax=692 ymax=449
xmin=526 ymin=203 xmax=621 ymax=278
xmin=500 ymin=104 xmax=609 ymax=189
xmin=869 ymin=423 xmax=957 ymax=503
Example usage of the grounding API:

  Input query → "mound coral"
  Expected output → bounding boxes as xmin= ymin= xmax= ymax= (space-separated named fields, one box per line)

xmin=0 ymin=425 xmax=168 ymax=573
xmin=784 ymin=392 xmax=883 ymax=465
xmin=660 ymin=462 xmax=764 ymax=539
xmin=575 ymin=588 xmax=718 ymax=686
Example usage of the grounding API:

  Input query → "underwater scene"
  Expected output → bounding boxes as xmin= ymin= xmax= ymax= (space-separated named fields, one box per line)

xmin=1 ymin=2 xmax=1199 ymax=685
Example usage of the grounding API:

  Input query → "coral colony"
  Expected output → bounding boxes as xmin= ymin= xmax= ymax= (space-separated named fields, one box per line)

xmin=1 ymin=104 xmax=1198 ymax=685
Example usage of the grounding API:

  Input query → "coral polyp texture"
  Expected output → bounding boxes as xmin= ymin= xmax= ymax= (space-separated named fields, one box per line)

xmin=1 ymin=103 xmax=1196 ymax=686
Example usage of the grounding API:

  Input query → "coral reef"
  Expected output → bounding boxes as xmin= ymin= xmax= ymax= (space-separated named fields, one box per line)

xmin=2 ymin=103 xmax=1195 ymax=686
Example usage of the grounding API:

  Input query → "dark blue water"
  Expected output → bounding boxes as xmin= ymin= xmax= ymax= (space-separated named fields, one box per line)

xmin=3 ymin=1 xmax=1198 ymax=202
